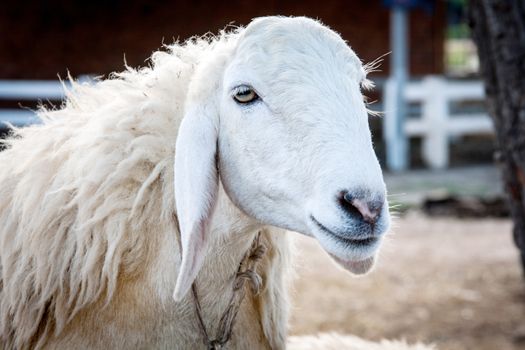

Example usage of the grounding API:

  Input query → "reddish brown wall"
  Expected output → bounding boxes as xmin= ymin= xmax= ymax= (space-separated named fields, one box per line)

xmin=0 ymin=0 xmax=444 ymax=79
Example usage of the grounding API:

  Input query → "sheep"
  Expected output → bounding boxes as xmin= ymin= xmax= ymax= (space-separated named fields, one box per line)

xmin=0 ymin=15 xmax=418 ymax=349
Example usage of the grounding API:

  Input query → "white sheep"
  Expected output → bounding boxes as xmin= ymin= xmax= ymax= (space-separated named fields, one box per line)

xmin=0 ymin=16 xmax=426 ymax=349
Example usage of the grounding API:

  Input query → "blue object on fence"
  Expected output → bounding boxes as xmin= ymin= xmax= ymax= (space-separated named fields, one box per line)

xmin=383 ymin=0 xmax=434 ymax=12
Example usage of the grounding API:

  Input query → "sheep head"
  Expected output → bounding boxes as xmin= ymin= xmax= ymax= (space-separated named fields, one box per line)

xmin=173 ymin=16 xmax=390 ymax=301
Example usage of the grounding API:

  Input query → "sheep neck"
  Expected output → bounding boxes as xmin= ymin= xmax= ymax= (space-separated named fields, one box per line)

xmin=190 ymin=231 xmax=266 ymax=349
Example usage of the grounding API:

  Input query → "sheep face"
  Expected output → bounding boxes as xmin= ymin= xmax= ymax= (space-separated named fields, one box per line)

xmin=218 ymin=17 xmax=390 ymax=274
xmin=173 ymin=16 xmax=390 ymax=300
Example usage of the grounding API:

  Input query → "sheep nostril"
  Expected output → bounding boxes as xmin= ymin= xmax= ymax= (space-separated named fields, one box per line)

xmin=340 ymin=192 xmax=382 ymax=224
xmin=343 ymin=192 xmax=353 ymax=204
xmin=351 ymin=198 xmax=381 ymax=224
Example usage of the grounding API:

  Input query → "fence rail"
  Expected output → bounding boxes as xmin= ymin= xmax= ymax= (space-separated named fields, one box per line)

xmin=384 ymin=76 xmax=492 ymax=170
xmin=0 ymin=78 xmax=92 ymax=127
xmin=0 ymin=80 xmax=66 ymax=127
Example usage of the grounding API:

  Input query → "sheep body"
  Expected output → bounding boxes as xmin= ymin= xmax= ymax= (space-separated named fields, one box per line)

xmin=0 ymin=32 xmax=291 ymax=349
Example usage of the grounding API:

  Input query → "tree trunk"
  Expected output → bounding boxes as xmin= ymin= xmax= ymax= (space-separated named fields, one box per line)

xmin=468 ymin=1 xmax=525 ymax=273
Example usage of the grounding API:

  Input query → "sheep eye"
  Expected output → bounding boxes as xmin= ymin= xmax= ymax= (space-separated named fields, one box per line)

xmin=233 ymin=86 xmax=259 ymax=104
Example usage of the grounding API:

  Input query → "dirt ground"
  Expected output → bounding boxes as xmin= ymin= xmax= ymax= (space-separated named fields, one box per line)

xmin=289 ymin=211 xmax=525 ymax=350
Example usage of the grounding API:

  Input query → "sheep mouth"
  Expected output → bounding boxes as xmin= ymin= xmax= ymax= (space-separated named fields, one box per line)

xmin=309 ymin=215 xmax=378 ymax=248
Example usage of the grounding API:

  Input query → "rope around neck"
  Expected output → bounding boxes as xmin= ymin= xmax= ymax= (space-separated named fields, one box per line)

xmin=191 ymin=232 xmax=266 ymax=350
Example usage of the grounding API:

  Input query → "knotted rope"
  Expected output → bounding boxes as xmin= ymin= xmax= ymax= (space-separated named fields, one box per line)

xmin=191 ymin=232 xmax=266 ymax=350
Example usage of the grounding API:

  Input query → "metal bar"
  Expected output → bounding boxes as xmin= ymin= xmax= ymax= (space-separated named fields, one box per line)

xmin=386 ymin=6 xmax=409 ymax=171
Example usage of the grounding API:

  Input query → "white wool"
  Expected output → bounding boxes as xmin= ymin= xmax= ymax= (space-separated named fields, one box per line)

xmin=288 ymin=333 xmax=435 ymax=350
xmin=0 ymin=24 xmax=292 ymax=350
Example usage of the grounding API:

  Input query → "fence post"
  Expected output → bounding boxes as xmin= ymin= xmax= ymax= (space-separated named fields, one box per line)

xmin=384 ymin=6 xmax=409 ymax=172
xmin=384 ymin=78 xmax=408 ymax=171
xmin=421 ymin=76 xmax=449 ymax=169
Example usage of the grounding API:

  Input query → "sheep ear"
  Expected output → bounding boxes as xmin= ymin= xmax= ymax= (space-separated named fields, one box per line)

xmin=173 ymin=105 xmax=219 ymax=301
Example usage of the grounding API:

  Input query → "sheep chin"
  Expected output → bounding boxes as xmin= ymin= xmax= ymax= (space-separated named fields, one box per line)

xmin=329 ymin=254 xmax=376 ymax=275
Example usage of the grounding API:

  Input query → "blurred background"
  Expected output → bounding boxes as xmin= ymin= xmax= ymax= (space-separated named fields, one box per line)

xmin=1 ymin=1 xmax=522 ymax=349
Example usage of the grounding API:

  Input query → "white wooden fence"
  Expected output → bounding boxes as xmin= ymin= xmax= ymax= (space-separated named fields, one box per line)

xmin=0 ymin=80 xmax=68 ymax=127
xmin=384 ymin=75 xmax=493 ymax=170
xmin=0 ymin=78 xmax=92 ymax=127
xmin=2 ymin=77 xmax=493 ymax=170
